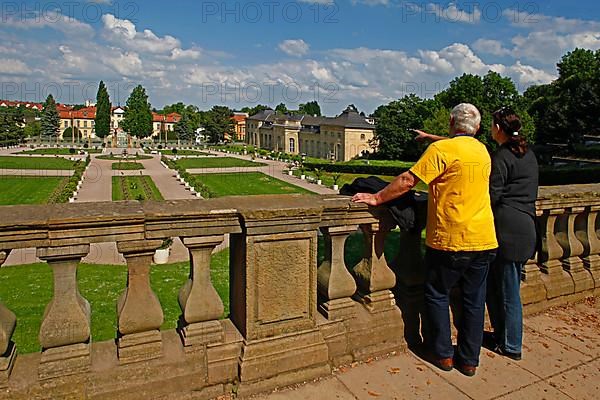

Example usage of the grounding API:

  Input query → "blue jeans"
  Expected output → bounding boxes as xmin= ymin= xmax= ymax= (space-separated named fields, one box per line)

xmin=486 ymin=257 xmax=523 ymax=354
xmin=424 ymin=247 xmax=496 ymax=366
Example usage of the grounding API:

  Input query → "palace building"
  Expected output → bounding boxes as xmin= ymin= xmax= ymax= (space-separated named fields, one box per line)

xmin=246 ymin=105 xmax=376 ymax=161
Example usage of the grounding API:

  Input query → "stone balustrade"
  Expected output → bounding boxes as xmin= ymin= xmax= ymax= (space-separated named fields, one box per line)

xmin=0 ymin=184 xmax=598 ymax=398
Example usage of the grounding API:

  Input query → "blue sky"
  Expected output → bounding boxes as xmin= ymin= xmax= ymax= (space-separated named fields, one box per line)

xmin=1 ymin=0 xmax=600 ymax=115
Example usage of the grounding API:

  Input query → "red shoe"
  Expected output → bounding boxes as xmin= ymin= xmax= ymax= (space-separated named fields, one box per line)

xmin=431 ymin=357 xmax=453 ymax=371
xmin=456 ymin=363 xmax=477 ymax=377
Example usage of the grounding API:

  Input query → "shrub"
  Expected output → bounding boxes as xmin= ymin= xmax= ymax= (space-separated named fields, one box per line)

xmin=69 ymin=147 xmax=76 ymax=154
xmin=83 ymin=143 xmax=89 ymax=148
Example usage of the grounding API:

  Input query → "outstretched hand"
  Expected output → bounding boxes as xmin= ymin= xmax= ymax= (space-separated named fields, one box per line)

xmin=411 ymin=129 xmax=431 ymax=142
xmin=351 ymin=192 xmax=379 ymax=206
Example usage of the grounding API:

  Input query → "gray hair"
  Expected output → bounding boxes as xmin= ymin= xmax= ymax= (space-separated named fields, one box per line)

xmin=451 ymin=103 xmax=481 ymax=135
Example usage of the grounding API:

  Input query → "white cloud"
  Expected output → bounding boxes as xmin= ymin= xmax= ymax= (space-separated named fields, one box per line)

xmin=0 ymin=59 xmax=31 ymax=75
xmin=3 ymin=10 xmax=94 ymax=38
xmin=278 ymin=39 xmax=310 ymax=57
xmin=102 ymin=14 xmax=180 ymax=54
xmin=472 ymin=39 xmax=511 ymax=56
xmin=500 ymin=10 xmax=600 ymax=65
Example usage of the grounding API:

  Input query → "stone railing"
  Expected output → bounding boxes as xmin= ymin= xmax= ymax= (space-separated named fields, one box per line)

xmin=0 ymin=195 xmax=405 ymax=399
xmin=0 ymin=184 xmax=598 ymax=398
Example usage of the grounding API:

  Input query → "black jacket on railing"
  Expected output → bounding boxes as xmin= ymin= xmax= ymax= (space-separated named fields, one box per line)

xmin=340 ymin=176 xmax=428 ymax=233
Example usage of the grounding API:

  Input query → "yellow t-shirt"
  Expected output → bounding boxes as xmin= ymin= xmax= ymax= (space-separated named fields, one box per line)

xmin=409 ymin=136 xmax=498 ymax=252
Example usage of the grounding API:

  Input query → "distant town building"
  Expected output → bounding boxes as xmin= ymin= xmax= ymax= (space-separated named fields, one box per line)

xmin=0 ymin=100 xmax=43 ymax=111
xmin=152 ymin=112 xmax=181 ymax=139
xmin=58 ymin=106 xmax=131 ymax=140
xmin=230 ymin=112 xmax=249 ymax=142
xmin=246 ymin=105 xmax=376 ymax=161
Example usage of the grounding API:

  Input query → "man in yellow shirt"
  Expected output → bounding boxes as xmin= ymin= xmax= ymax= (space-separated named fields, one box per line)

xmin=352 ymin=103 xmax=497 ymax=377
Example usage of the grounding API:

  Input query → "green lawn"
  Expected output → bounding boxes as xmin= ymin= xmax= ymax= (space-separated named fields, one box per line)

xmin=18 ymin=148 xmax=102 ymax=155
xmin=112 ymin=176 xmax=164 ymax=201
xmin=0 ymin=250 xmax=229 ymax=354
xmin=175 ymin=157 xmax=266 ymax=169
xmin=0 ymin=156 xmax=80 ymax=170
xmin=193 ymin=172 xmax=313 ymax=197
xmin=111 ymin=162 xmax=145 ymax=170
xmin=0 ymin=176 xmax=68 ymax=205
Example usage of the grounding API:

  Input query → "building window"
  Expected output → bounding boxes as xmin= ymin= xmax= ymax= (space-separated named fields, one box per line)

xmin=360 ymin=134 xmax=366 ymax=140
xmin=84 ymin=120 xmax=88 ymax=128
xmin=65 ymin=121 xmax=69 ymax=127
xmin=289 ymin=138 xmax=295 ymax=153
xmin=338 ymin=133 xmax=342 ymax=139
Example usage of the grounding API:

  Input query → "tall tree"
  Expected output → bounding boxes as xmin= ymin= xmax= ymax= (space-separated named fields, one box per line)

xmin=204 ymin=106 xmax=234 ymax=143
xmin=41 ymin=94 xmax=59 ymax=143
xmin=174 ymin=112 xmax=193 ymax=145
xmin=298 ymin=101 xmax=321 ymax=116
xmin=161 ymin=102 xmax=186 ymax=115
xmin=95 ymin=80 xmax=111 ymax=139
xmin=121 ymin=85 xmax=153 ymax=138
xmin=372 ymin=94 xmax=440 ymax=160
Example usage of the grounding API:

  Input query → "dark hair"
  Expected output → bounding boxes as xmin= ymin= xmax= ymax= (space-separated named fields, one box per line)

xmin=492 ymin=107 xmax=528 ymax=157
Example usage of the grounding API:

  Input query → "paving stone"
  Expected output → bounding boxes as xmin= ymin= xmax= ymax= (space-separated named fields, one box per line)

xmin=524 ymin=307 xmax=600 ymax=358
xmin=547 ymin=358 xmax=600 ymax=400
xmin=335 ymin=353 xmax=470 ymax=400
xmin=495 ymin=381 xmax=572 ymax=400
xmin=515 ymin=326 xmax=592 ymax=378
xmin=434 ymin=350 xmax=539 ymax=400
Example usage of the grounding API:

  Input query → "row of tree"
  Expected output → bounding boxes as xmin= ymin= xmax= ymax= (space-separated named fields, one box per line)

xmin=372 ymin=48 xmax=599 ymax=160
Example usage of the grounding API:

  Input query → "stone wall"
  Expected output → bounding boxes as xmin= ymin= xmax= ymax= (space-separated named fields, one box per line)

xmin=0 ymin=185 xmax=598 ymax=398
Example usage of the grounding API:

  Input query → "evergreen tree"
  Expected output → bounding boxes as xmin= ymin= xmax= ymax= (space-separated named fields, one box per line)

xmin=41 ymin=94 xmax=59 ymax=142
xmin=121 ymin=85 xmax=153 ymax=138
xmin=174 ymin=112 xmax=193 ymax=145
xmin=275 ymin=103 xmax=288 ymax=114
xmin=95 ymin=80 xmax=111 ymax=138
xmin=204 ymin=106 xmax=234 ymax=143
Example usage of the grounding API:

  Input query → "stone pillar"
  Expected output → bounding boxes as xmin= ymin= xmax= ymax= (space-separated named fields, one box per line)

xmin=538 ymin=209 xmax=575 ymax=299
xmin=317 ymin=226 xmax=357 ymax=320
xmin=556 ymin=207 xmax=593 ymax=292
xmin=579 ymin=205 xmax=600 ymax=287
xmin=116 ymin=240 xmax=164 ymax=364
xmin=178 ymin=235 xmax=225 ymax=352
xmin=229 ymin=206 xmax=330 ymax=393
xmin=36 ymin=245 xmax=91 ymax=379
xmin=351 ymin=222 xmax=397 ymax=313
xmin=0 ymin=250 xmax=17 ymax=388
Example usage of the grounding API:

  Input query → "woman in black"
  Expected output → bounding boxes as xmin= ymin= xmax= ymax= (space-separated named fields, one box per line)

xmin=486 ymin=107 xmax=539 ymax=360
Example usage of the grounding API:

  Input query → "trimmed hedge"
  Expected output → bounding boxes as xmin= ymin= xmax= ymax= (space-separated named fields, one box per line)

xmin=161 ymin=156 xmax=214 ymax=198
xmin=304 ymin=161 xmax=600 ymax=186
xmin=303 ymin=161 xmax=410 ymax=176
xmin=48 ymin=155 xmax=91 ymax=203
xmin=573 ymin=145 xmax=600 ymax=160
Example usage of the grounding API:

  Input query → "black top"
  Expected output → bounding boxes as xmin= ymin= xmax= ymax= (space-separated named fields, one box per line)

xmin=490 ymin=145 xmax=539 ymax=262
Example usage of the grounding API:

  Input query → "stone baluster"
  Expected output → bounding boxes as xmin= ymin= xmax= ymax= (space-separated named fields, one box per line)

xmin=317 ymin=226 xmax=358 ymax=320
xmin=352 ymin=222 xmax=397 ymax=313
xmin=538 ymin=209 xmax=575 ymax=298
xmin=556 ymin=207 xmax=593 ymax=292
xmin=520 ymin=252 xmax=547 ymax=307
xmin=0 ymin=250 xmax=17 ymax=388
xmin=577 ymin=205 xmax=600 ymax=289
xmin=36 ymin=245 xmax=91 ymax=379
xmin=116 ymin=240 xmax=164 ymax=364
xmin=178 ymin=235 xmax=225 ymax=353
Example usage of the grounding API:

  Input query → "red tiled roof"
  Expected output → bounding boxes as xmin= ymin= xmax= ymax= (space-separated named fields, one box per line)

xmin=59 ymin=107 xmax=96 ymax=120
xmin=231 ymin=114 xmax=247 ymax=123
xmin=152 ymin=112 xmax=181 ymax=123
